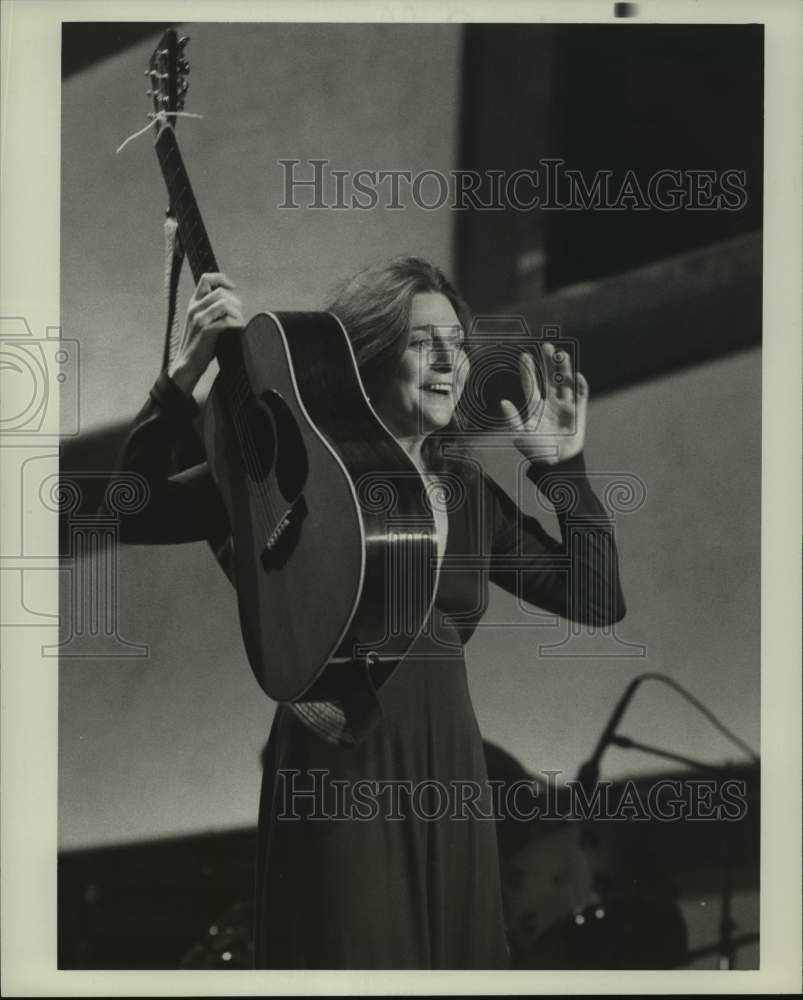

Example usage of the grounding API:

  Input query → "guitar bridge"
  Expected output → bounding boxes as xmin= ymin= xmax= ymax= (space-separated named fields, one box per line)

xmin=261 ymin=495 xmax=307 ymax=571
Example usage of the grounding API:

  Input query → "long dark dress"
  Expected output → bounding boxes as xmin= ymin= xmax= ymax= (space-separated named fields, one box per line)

xmin=114 ymin=371 xmax=625 ymax=969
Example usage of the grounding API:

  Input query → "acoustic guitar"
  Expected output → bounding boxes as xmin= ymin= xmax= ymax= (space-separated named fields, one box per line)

xmin=145 ymin=29 xmax=438 ymax=702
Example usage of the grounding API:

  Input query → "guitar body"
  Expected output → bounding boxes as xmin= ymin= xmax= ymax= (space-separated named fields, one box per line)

xmin=204 ymin=311 xmax=438 ymax=703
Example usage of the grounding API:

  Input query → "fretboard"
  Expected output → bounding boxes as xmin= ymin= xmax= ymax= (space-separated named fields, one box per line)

xmin=155 ymin=125 xmax=218 ymax=283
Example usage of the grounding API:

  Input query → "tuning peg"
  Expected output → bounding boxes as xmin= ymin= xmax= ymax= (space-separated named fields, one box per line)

xmin=178 ymin=58 xmax=190 ymax=72
xmin=178 ymin=35 xmax=190 ymax=48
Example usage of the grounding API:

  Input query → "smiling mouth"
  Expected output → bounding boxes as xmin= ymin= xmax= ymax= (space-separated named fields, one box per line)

xmin=421 ymin=383 xmax=453 ymax=395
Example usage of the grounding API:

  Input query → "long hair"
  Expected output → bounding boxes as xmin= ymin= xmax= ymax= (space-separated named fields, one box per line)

xmin=326 ymin=256 xmax=472 ymax=471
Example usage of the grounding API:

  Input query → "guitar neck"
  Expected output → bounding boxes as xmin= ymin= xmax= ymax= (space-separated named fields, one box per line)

xmin=155 ymin=125 xmax=219 ymax=282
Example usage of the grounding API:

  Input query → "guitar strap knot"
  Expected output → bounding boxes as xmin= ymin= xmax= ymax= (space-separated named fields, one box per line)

xmin=115 ymin=110 xmax=204 ymax=155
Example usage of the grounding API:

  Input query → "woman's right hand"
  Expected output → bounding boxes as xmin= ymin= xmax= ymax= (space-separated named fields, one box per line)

xmin=167 ymin=272 xmax=244 ymax=396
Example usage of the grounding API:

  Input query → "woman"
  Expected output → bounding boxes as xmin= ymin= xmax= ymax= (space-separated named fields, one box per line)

xmin=115 ymin=256 xmax=625 ymax=969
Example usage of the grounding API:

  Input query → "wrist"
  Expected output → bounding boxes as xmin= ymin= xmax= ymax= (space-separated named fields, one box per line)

xmin=516 ymin=443 xmax=584 ymax=465
xmin=166 ymin=360 xmax=202 ymax=397
xmin=526 ymin=449 xmax=588 ymax=490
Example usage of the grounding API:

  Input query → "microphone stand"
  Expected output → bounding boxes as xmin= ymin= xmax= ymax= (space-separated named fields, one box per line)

xmin=609 ymin=734 xmax=722 ymax=772
xmin=575 ymin=673 xmax=759 ymax=969
xmin=608 ymin=733 xmax=751 ymax=970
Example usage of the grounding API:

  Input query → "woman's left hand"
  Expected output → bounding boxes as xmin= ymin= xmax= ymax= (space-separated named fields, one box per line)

xmin=499 ymin=343 xmax=588 ymax=464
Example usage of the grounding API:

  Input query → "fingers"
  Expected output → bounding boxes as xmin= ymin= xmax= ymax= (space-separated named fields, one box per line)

xmin=519 ymin=351 xmax=542 ymax=419
xmin=499 ymin=398 xmax=523 ymax=433
xmin=198 ymin=316 xmax=242 ymax=339
xmin=541 ymin=341 xmax=573 ymax=400
xmin=575 ymin=371 xmax=590 ymax=428
xmin=194 ymin=289 xmax=244 ymax=329
xmin=187 ymin=284 xmax=244 ymax=343
xmin=194 ymin=271 xmax=235 ymax=299
xmin=575 ymin=371 xmax=589 ymax=398
xmin=177 ymin=274 xmax=243 ymax=381
xmin=193 ymin=285 xmax=239 ymax=307
xmin=541 ymin=341 xmax=590 ymax=404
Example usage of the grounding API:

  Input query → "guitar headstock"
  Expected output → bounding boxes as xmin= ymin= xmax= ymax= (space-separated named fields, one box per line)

xmin=145 ymin=28 xmax=190 ymax=133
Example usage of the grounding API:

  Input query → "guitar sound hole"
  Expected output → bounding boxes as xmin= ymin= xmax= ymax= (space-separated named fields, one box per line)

xmin=256 ymin=390 xmax=309 ymax=503
xmin=241 ymin=395 xmax=277 ymax=483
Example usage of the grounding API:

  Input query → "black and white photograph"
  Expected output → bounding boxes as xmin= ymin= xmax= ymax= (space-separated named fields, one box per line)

xmin=1 ymin=0 xmax=801 ymax=994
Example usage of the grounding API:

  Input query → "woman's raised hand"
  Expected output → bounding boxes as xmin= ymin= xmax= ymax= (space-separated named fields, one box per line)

xmin=499 ymin=342 xmax=588 ymax=464
xmin=168 ymin=272 xmax=244 ymax=395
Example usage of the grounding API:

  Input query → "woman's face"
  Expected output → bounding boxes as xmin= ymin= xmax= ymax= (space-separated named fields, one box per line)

xmin=373 ymin=291 xmax=468 ymax=441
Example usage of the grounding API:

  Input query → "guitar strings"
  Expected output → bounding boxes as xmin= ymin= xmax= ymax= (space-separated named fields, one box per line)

xmin=229 ymin=378 xmax=279 ymax=540
xmin=227 ymin=370 xmax=279 ymax=532
xmin=227 ymin=367 xmax=287 ymax=540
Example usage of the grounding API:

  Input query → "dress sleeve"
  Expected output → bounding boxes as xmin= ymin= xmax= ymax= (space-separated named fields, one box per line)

xmin=486 ymin=452 xmax=626 ymax=625
xmin=109 ymin=371 xmax=230 ymax=545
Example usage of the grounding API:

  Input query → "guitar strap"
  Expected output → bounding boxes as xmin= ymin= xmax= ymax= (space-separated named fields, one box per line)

xmin=289 ymin=670 xmax=385 ymax=747
xmin=161 ymin=211 xmax=186 ymax=373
